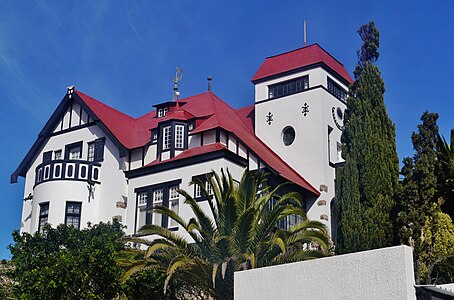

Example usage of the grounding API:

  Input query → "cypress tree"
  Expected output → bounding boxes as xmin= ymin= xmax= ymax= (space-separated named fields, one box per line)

xmin=336 ymin=22 xmax=399 ymax=254
xmin=396 ymin=112 xmax=442 ymax=284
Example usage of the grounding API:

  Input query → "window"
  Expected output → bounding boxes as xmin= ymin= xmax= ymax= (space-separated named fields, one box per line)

xmin=54 ymin=150 xmax=62 ymax=160
xmin=43 ymin=151 xmax=52 ymax=163
xmin=152 ymin=189 xmax=163 ymax=226
xmin=65 ymin=202 xmax=81 ymax=229
xmin=282 ymin=126 xmax=296 ymax=146
xmin=65 ymin=142 xmax=82 ymax=160
xmin=193 ymin=174 xmax=214 ymax=200
xmin=337 ymin=142 xmax=342 ymax=161
xmin=163 ymin=126 xmax=171 ymax=150
xmin=195 ymin=184 xmax=202 ymax=198
xmin=175 ymin=125 xmax=185 ymax=148
xmin=158 ymin=107 xmax=168 ymax=118
xmin=268 ymin=76 xmax=309 ymax=99
xmin=87 ymin=142 xmax=95 ymax=162
xmin=134 ymin=179 xmax=182 ymax=232
xmin=327 ymin=77 xmax=347 ymax=102
xmin=87 ymin=138 xmax=105 ymax=162
xmin=206 ymin=181 xmax=213 ymax=196
xmin=38 ymin=202 xmax=49 ymax=233
xmin=169 ymin=186 xmax=179 ymax=227
xmin=94 ymin=138 xmax=105 ymax=161
xmin=138 ymin=192 xmax=148 ymax=207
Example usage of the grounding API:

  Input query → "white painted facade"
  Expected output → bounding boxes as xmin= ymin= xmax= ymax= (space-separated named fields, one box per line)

xmin=13 ymin=44 xmax=351 ymax=242
xmin=254 ymin=67 xmax=348 ymax=234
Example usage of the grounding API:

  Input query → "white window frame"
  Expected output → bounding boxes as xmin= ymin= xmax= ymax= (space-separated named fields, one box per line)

xmin=175 ymin=125 xmax=184 ymax=148
xmin=158 ymin=107 xmax=169 ymax=118
xmin=206 ymin=180 xmax=213 ymax=196
xmin=54 ymin=150 xmax=62 ymax=160
xmin=138 ymin=192 xmax=148 ymax=207
xmin=163 ymin=126 xmax=171 ymax=150
xmin=87 ymin=142 xmax=95 ymax=162
xmin=152 ymin=189 xmax=164 ymax=226
xmin=169 ymin=186 xmax=179 ymax=228
xmin=69 ymin=145 xmax=81 ymax=160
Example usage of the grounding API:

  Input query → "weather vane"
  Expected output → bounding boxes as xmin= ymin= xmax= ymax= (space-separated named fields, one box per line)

xmin=173 ymin=67 xmax=183 ymax=100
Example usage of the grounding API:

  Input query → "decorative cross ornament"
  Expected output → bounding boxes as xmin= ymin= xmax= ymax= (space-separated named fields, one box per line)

xmin=302 ymin=103 xmax=310 ymax=116
xmin=266 ymin=112 xmax=273 ymax=125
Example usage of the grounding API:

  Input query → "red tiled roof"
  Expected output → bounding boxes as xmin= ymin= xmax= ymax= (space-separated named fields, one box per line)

xmin=251 ymin=44 xmax=353 ymax=84
xmin=75 ymin=90 xmax=319 ymax=195
xmin=145 ymin=143 xmax=227 ymax=167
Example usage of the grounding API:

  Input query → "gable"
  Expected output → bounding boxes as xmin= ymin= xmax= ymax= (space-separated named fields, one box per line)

xmin=11 ymin=88 xmax=128 ymax=183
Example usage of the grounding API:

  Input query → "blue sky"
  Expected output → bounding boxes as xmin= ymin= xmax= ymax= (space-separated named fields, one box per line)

xmin=1 ymin=1 xmax=453 ymax=259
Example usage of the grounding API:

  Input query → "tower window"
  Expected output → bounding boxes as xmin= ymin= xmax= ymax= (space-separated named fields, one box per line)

xmin=163 ymin=126 xmax=171 ymax=150
xmin=282 ymin=126 xmax=296 ymax=146
xmin=327 ymin=77 xmax=347 ymax=102
xmin=268 ymin=76 xmax=309 ymax=99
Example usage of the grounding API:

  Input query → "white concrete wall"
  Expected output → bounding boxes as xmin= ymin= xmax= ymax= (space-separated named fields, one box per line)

xmin=235 ymin=245 xmax=416 ymax=300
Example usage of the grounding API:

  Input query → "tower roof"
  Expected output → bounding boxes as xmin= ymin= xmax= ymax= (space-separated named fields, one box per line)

xmin=252 ymin=43 xmax=353 ymax=84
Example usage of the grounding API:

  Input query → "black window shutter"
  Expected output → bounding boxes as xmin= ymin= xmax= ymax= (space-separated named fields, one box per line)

xmin=94 ymin=138 xmax=105 ymax=162
xmin=43 ymin=151 xmax=52 ymax=163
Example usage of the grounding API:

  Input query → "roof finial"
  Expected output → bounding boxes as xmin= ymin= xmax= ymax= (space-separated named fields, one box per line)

xmin=304 ymin=20 xmax=307 ymax=47
xmin=172 ymin=67 xmax=183 ymax=101
xmin=207 ymin=76 xmax=212 ymax=92
xmin=67 ymin=85 xmax=75 ymax=98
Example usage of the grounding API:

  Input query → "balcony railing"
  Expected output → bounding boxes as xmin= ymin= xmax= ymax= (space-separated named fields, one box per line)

xmin=34 ymin=160 xmax=101 ymax=187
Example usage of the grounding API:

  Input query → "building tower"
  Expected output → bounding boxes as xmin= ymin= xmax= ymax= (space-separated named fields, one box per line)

xmin=252 ymin=44 xmax=352 ymax=238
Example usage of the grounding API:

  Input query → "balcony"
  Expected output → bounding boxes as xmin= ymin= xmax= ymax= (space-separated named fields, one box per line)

xmin=34 ymin=160 xmax=101 ymax=187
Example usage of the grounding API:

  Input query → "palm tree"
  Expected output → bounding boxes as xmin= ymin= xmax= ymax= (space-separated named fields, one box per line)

xmin=122 ymin=169 xmax=329 ymax=300
xmin=437 ymin=129 xmax=454 ymax=219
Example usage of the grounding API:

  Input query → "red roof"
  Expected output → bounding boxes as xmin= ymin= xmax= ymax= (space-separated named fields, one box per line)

xmin=75 ymin=90 xmax=319 ymax=195
xmin=145 ymin=143 xmax=227 ymax=167
xmin=252 ymin=44 xmax=353 ymax=84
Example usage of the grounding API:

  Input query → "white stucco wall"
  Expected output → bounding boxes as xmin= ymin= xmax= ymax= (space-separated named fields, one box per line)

xmin=21 ymin=116 xmax=128 ymax=233
xmin=234 ymin=245 xmax=416 ymax=300
xmin=254 ymin=66 xmax=347 ymax=236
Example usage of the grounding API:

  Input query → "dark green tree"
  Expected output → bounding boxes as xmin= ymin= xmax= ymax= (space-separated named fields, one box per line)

xmin=9 ymin=222 xmax=125 ymax=300
xmin=397 ymin=112 xmax=454 ymax=284
xmin=436 ymin=129 xmax=454 ymax=219
xmin=336 ymin=21 xmax=399 ymax=254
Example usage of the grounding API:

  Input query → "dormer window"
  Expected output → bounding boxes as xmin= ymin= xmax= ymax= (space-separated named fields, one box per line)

xmin=268 ymin=76 xmax=309 ymax=99
xmin=158 ymin=107 xmax=168 ymax=118
xmin=163 ymin=126 xmax=171 ymax=150
xmin=175 ymin=125 xmax=185 ymax=148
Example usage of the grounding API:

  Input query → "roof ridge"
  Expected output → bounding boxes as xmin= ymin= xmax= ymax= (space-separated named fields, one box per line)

xmin=265 ymin=43 xmax=345 ymax=67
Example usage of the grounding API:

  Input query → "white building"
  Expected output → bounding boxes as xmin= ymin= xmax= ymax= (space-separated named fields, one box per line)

xmin=11 ymin=44 xmax=352 ymax=240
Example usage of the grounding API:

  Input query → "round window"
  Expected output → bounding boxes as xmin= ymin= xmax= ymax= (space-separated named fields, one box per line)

xmin=282 ymin=127 xmax=295 ymax=146
xmin=336 ymin=107 xmax=343 ymax=120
